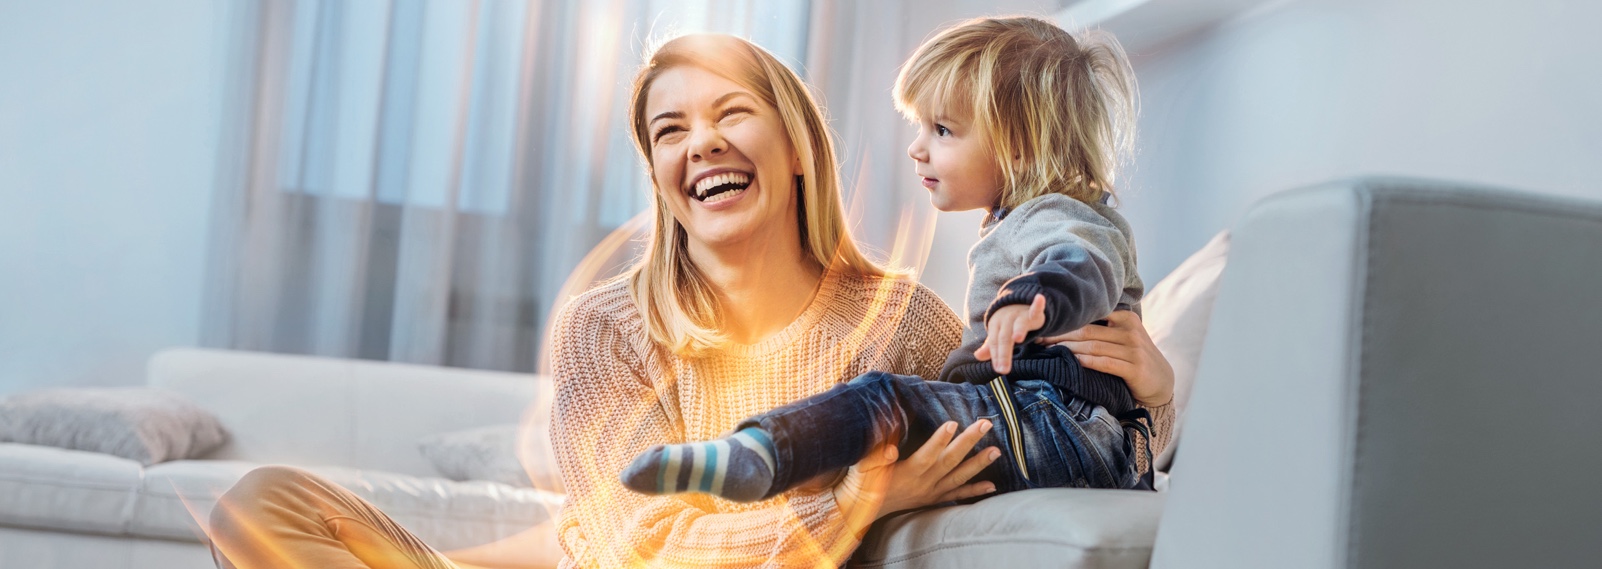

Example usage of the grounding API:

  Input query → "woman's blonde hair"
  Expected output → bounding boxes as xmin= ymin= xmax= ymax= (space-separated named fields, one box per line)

xmin=894 ymin=17 xmax=1138 ymax=208
xmin=625 ymin=34 xmax=888 ymax=354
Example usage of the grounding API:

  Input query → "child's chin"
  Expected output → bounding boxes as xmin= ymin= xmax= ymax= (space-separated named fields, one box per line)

xmin=928 ymin=197 xmax=958 ymax=212
xmin=929 ymin=201 xmax=970 ymax=214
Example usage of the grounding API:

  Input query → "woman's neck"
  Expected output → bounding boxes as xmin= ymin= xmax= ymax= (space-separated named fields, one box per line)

xmin=691 ymin=241 xmax=824 ymax=346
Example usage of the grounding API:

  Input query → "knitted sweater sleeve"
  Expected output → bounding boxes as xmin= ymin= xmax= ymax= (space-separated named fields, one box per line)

xmin=898 ymin=284 xmax=966 ymax=381
xmin=550 ymin=298 xmax=856 ymax=569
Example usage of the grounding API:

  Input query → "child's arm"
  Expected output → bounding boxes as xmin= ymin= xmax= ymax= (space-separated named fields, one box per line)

xmin=974 ymin=196 xmax=1134 ymax=371
xmin=974 ymin=294 xmax=1048 ymax=374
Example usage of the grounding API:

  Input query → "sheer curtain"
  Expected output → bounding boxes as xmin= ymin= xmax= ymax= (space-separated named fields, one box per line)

xmin=202 ymin=0 xmax=1051 ymax=373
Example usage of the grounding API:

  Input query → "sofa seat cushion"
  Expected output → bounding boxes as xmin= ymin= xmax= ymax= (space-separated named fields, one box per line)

xmin=852 ymin=488 xmax=1165 ymax=569
xmin=131 ymin=460 xmax=563 ymax=551
xmin=0 ymin=443 xmax=144 ymax=535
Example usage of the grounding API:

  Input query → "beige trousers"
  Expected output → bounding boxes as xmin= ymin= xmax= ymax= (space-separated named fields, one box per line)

xmin=208 ymin=465 xmax=487 ymax=569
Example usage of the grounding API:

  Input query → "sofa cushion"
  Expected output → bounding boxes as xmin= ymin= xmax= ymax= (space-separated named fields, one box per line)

xmin=0 ymin=443 xmax=144 ymax=535
xmin=130 ymin=459 xmax=257 ymax=541
xmin=325 ymin=466 xmax=563 ymax=552
xmin=0 ymin=387 xmax=229 ymax=466
xmin=1140 ymin=230 xmax=1230 ymax=472
xmin=129 ymin=459 xmax=563 ymax=552
xmin=418 ymin=423 xmax=564 ymax=492
xmin=148 ymin=348 xmax=544 ymax=478
xmin=853 ymin=488 xmax=1165 ymax=568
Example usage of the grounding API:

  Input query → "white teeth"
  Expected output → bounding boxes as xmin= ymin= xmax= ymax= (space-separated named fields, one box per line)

xmin=693 ymin=172 xmax=751 ymax=198
xmin=702 ymin=187 xmax=745 ymax=204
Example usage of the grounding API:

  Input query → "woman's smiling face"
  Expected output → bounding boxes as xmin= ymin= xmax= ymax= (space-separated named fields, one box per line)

xmin=643 ymin=65 xmax=802 ymax=256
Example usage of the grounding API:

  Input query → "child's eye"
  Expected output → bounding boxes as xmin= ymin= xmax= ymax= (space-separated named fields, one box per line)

xmin=935 ymin=124 xmax=952 ymax=137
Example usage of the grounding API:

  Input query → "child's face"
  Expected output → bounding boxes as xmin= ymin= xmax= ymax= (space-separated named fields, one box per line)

xmin=906 ymin=105 xmax=1004 ymax=213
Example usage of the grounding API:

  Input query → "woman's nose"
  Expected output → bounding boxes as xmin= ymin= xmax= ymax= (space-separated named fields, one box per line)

xmin=688 ymin=127 xmax=726 ymax=161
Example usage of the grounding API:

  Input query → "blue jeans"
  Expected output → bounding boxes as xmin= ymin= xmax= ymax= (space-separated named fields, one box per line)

xmin=737 ymin=371 xmax=1143 ymax=498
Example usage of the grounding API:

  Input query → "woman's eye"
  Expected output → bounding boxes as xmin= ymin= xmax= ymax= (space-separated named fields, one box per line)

xmin=720 ymin=106 xmax=754 ymax=120
xmin=653 ymin=126 xmax=684 ymax=144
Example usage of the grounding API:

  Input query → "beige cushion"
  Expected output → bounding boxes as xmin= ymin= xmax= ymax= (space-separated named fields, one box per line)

xmin=1140 ymin=230 xmax=1230 ymax=471
xmin=854 ymin=489 xmax=1165 ymax=568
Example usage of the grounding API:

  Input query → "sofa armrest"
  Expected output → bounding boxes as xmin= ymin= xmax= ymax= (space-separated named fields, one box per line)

xmin=148 ymin=348 xmax=549 ymax=478
xmin=1152 ymin=178 xmax=1602 ymax=568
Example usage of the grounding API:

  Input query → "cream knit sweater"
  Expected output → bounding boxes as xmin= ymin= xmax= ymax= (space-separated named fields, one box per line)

xmin=549 ymin=270 xmax=1173 ymax=568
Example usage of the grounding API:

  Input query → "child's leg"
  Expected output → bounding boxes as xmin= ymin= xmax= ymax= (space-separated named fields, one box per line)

xmin=621 ymin=371 xmax=1020 ymax=502
xmin=1007 ymin=379 xmax=1143 ymax=490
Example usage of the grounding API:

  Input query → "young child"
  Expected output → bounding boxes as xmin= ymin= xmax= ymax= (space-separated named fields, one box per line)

xmin=620 ymin=16 xmax=1150 ymax=503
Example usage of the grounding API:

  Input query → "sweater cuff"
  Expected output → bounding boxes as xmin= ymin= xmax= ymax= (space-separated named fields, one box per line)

xmin=984 ymin=282 xmax=1048 ymax=325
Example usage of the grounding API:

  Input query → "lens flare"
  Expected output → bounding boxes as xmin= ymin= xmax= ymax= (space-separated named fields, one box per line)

xmin=509 ymin=173 xmax=941 ymax=565
xmin=185 ymin=183 xmax=942 ymax=567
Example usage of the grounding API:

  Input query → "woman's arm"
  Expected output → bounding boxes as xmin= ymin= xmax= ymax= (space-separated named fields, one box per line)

xmin=549 ymin=304 xmax=860 ymax=569
xmin=1043 ymin=310 xmax=1173 ymax=406
xmin=1038 ymin=310 xmax=1176 ymax=472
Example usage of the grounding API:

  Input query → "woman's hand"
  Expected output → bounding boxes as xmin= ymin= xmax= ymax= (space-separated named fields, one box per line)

xmin=1038 ymin=310 xmax=1174 ymax=407
xmin=832 ymin=420 xmax=999 ymax=536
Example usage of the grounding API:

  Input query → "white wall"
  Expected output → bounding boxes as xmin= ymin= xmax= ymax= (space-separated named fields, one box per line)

xmin=0 ymin=0 xmax=227 ymax=394
xmin=1120 ymin=0 xmax=1602 ymax=282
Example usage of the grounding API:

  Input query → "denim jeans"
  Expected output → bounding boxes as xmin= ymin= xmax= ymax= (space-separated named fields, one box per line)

xmin=738 ymin=371 xmax=1143 ymax=498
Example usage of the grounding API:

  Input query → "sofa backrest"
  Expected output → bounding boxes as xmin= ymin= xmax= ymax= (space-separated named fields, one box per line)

xmin=1151 ymin=178 xmax=1602 ymax=568
xmin=148 ymin=348 xmax=547 ymax=478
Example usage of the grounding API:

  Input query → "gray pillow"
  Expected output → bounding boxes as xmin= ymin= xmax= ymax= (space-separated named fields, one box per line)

xmin=418 ymin=424 xmax=562 ymax=491
xmin=0 ymin=387 xmax=230 ymax=466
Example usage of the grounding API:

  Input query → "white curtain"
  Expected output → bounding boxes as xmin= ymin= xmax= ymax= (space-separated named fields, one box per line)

xmin=202 ymin=0 xmax=1054 ymax=373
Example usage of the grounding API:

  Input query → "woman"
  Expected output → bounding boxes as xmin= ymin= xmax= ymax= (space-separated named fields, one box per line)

xmin=207 ymin=34 xmax=1173 ymax=569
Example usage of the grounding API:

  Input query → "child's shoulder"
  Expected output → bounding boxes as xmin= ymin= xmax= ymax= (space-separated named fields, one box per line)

xmin=1009 ymin=193 xmax=1124 ymax=228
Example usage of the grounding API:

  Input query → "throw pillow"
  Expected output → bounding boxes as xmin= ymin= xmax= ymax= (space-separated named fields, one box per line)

xmin=418 ymin=423 xmax=563 ymax=492
xmin=1140 ymin=230 xmax=1230 ymax=473
xmin=0 ymin=387 xmax=230 ymax=466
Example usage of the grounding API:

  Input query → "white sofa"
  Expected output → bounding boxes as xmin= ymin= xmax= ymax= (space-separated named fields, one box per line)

xmin=6 ymin=177 xmax=1599 ymax=569
xmin=851 ymin=177 xmax=1602 ymax=568
xmin=0 ymin=348 xmax=564 ymax=569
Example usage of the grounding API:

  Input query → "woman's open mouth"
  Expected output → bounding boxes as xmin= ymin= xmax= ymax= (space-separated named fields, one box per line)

xmin=691 ymin=172 xmax=752 ymax=204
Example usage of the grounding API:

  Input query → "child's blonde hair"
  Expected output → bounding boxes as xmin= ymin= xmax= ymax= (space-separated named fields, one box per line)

xmin=894 ymin=17 xmax=1138 ymax=208
xmin=625 ymin=34 xmax=890 ymax=355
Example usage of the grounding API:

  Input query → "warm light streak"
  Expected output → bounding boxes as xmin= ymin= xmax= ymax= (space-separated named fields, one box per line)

xmin=183 ymin=204 xmax=939 ymax=567
xmin=182 ymin=482 xmax=319 ymax=569
xmin=505 ymin=157 xmax=943 ymax=565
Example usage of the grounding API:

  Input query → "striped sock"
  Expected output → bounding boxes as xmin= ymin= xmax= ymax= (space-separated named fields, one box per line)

xmin=620 ymin=428 xmax=777 ymax=502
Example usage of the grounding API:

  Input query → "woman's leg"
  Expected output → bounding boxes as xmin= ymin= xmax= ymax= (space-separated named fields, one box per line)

xmin=209 ymin=465 xmax=461 ymax=569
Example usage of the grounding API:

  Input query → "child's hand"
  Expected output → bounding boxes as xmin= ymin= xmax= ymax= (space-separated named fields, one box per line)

xmin=973 ymin=294 xmax=1047 ymax=375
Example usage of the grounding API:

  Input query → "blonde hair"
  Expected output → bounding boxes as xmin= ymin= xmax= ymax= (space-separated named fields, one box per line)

xmin=894 ymin=17 xmax=1137 ymax=208
xmin=625 ymin=34 xmax=889 ymax=355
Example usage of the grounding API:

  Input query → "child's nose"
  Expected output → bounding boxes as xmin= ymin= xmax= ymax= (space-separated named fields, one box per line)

xmin=906 ymin=136 xmax=927 ymax=162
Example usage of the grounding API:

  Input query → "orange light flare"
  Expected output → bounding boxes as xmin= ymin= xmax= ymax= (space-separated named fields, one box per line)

xmin=503 ymin=153 xmax=940 ymax=566
xmin=178 ymin=483 xmax=319 ymax=569
xmin=178 ymin=206 xmax=939 ymax=568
